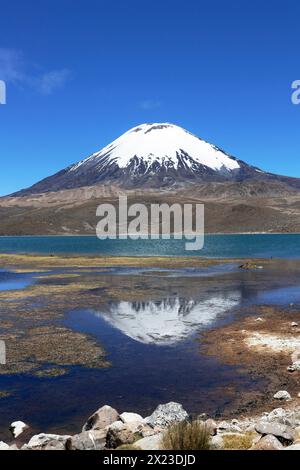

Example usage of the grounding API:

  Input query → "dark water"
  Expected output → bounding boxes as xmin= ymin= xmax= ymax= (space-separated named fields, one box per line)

xmin=0 ymin=270 xmax=34 ymax=291
xmin=0 ymin=234 xmax=300 ymax=437
xmin=0 ymin=233 xmax=300 ymax=258
xmin=0 ymin=264 xmax=299 ymax=438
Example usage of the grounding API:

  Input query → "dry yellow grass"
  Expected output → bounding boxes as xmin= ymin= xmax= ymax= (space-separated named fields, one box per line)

xmin=161 ymin=421 xmax=211 ymax=451
xmin=222 ymin=432 xmax=256 ymax=450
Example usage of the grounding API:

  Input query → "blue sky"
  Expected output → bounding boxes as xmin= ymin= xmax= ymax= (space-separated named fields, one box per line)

xmin=0 ymin=0 xmax=299 ymax=195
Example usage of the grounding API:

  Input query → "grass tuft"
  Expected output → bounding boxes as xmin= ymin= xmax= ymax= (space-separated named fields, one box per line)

xmin=161 ymin=420 xmax=211 ymax=451
xmin=222 ymin=432 xmax=256 ymax=450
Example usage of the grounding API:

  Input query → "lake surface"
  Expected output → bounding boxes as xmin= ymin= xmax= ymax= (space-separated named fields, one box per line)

xmin=0 ymin=235 xmax=300 ymax=439
xmin=0 ymin=233 xmax=300 ymax=258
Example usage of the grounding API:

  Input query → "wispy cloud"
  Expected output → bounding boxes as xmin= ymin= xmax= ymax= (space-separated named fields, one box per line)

xmin=0 ymin=48 xmax=25 ymax=83
xmin=139 ymin=99 xmax=162 ymax=110
xmin=0 ymin=47 xmax=71 ymax=95
xmin=36 ymin=69 xmax=71 ymax=95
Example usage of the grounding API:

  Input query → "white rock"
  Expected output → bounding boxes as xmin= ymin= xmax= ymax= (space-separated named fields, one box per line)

xmin=291 ymin=322 xmax=298 ymax=327
xmin=0 ymin=441 xmax=10 ymax=450
xmin=134 ymin=433 xmax=163 ymax=450
xmin=9 ymin=420 xmax=28 ymax=438
xmin=209 ymin=435 xmax=224 ymax=450
xmin=26 ymin=433 xmax=71 ymax=449
xmin=266 ymin=408 xmax=287 ymax=421
xmin=120 ymin=412 xmax=144 ymax=424
xmin=66 ymin=430 xmax=106 ymax=450
xmin=284 ymin=444 xmax=300 ymax=450
xmin=273 ymin=390 xmax=292 ymax=401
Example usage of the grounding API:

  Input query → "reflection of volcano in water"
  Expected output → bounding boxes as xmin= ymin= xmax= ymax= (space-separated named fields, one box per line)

xmin=91 ymin=292 xmax=241 ymax=345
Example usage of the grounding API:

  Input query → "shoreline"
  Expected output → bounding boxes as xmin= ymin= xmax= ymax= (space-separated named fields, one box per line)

xmin=1 ymin=232 xmax=300 ymax=238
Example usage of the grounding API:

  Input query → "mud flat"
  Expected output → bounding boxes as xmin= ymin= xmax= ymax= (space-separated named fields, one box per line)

xmin=201 ymin=305 xmax=300 ymax=417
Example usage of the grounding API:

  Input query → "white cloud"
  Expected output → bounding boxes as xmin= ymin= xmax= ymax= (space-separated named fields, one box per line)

xmin=0 ymin=47 xmax=71 ymax=95
xmin=36 ymin=69 xmax=71 ymax=95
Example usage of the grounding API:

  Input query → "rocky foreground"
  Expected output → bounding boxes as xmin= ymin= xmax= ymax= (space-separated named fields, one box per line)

xmin=2 ymin=399 xmax=300 ymax=451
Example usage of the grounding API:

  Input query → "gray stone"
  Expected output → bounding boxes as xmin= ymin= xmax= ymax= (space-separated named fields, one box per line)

xmin=266 ymin=408 xmax=287 ymax=422
xmin=134 ymin=433 xmax=163 ymax=450
xmin=120 ymin=412 xmax=144 ymax=424
xmin=66 ymin=430 xmax=106 ymax=450
xmin=205 ymin=419 xmax=217 ymax=436
xmin=43 ymin=440 xmax=66 ymax=450
xmin=209 ymin=435 xmax=224 ymax=450
xmin=255 ymin=421 xmax=296 ymax=443
xmin=273 ymin=390 xmax=292 ymax=401
xmin=251 ymin=434 xmax=284 ymax=450
xmin=217 ymin=421 xmax=242 ymax=433
xmin=24 ymin=433 xmax=71 ymax=450
xmin=284 ymin=444 xmax=300 ymax=450
xmin=145 ymin=402 xmax=189 ymax=429
xmin=82 ymin=405 xmax=119 ymax=432
xmin=0 ymin=441 xmax=10 ymax=450
xmin=106 ymin=421 xmax=151 ymax=449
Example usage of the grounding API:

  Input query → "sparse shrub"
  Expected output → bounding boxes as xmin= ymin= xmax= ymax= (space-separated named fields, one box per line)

xmin=222 ymin=432 xmax=256 ymax=450
xmin=161 ymin=420 xmax=210 ymax=450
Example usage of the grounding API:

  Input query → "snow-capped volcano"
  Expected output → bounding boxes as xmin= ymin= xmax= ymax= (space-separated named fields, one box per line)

xmin=70 ymin=122 xmax=240 ymax=174
xmin=15 ymin=123 xmax=262 ymax=195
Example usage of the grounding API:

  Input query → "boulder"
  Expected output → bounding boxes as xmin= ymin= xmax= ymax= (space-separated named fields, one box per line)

xmin=255 ymin=421 xmax=296 ymax=443
xmin=66 ymin=430 xmax=106 ymax=450
xmin=43 ymin=440 xmax=67 ymax=450
xmin=82 ymin=405 xmax=119 ymax=432
xmin=273 ymin=391 xmax=292 ymax=401
xmin=120 ymin=412 xmax=144 ymax=424
xmin=0 ymin=441 xmax=10 ymax=450
xmin=23 ymin=433 xmax=71 ymax=450
xmin=251 ymin=434 xmax=284 ymax=451
xmin=217 ymin=421 xmax=242 ymax=433
xmin=134 ymin=433 xmax=163 ymax=450
xmin=284 ymin=444 xmax=300 ymax=450
xmin=145 ymin=402 xmax=189 ymax=429
xmin=209 ymin=435 xmax=224 ymax=450
xmin=205 ymin=419 xmax=217 ymax=436
xmin=106 ymin=421 xmax=152 ymax=449
xmin=266 ymin=408 xmax=286 ymax=422
xmin=291 ymin=322 xmax=298 ymax=328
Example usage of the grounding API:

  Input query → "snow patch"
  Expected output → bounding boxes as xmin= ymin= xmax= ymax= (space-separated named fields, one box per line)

xmin=244 ymin=333 xmax=300 ymax=352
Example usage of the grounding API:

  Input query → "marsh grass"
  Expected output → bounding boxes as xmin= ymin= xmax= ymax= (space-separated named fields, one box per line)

xmin=161 ymin=420 xmax=211 ymax=451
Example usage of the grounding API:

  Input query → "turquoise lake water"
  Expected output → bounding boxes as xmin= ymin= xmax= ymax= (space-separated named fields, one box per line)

xmin=0 ymin=234 xmax=299 ymax=257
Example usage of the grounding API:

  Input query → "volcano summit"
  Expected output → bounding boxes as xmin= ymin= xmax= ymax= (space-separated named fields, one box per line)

xmin=2 ymin=123 xmax=300 ymax=235
xmin=14 ymin=123 xmax=266 ymax=194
